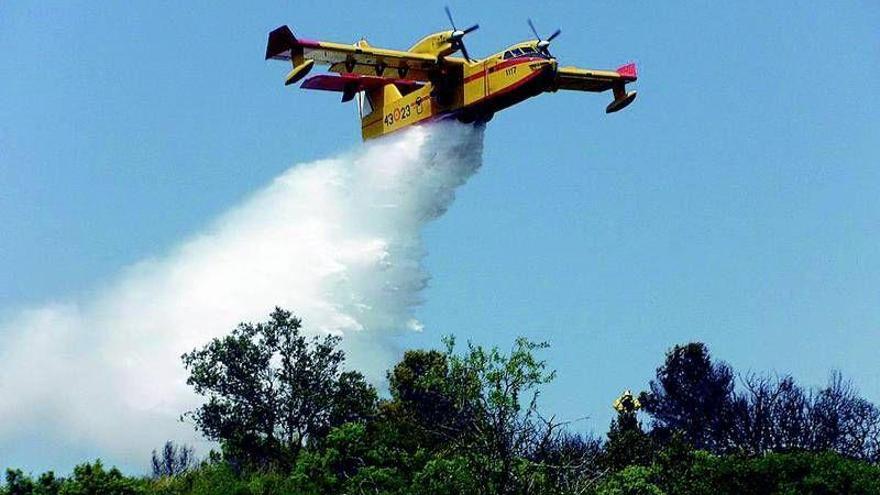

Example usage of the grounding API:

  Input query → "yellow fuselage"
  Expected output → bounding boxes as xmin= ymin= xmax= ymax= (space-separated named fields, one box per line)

xmin=361 ymin=51 xmax=558 ymax=140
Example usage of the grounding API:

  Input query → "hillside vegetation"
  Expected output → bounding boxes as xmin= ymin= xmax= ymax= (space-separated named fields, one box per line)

xmin=4 ymin=308 xmax=879 ymax=494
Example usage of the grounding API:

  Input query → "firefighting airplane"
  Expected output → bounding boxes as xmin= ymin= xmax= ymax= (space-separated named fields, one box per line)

xmin=265 ymin=8 xmax=638 ymax=140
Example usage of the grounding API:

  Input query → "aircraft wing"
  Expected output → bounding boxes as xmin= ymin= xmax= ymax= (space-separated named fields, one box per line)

xmin=266 ymin=25 xmax=461 ymax=83
xmin=555 ymin=63 xmax=638 ymax=113
xmin=555 ymin=63 xmax=637 ymax=92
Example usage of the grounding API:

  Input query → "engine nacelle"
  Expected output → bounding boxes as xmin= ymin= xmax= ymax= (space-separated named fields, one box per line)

xmin=407 ymin=31 xmax=458 ymax=58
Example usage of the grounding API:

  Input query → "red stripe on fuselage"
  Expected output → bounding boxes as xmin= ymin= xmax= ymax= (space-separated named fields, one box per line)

xmin=488 ymin=56 xmax=544 ymax=73
xmin=467 ymin=60 xmax=549 ymax=107
xmin=463 ymin=71 xmax=484 ymax=84
xmin=487 ymin=66 xmax=546 ymax=99
xmin=462 ymin=56 xmax=544 ymax=84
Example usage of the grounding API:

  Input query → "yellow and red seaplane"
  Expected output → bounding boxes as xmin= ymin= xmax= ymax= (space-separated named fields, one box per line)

xmin=265 ymin=9 xmax=638 ymax=140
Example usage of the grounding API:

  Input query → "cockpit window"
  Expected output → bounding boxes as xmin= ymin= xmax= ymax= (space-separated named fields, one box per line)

xmin=503 ymin=46 xmax=549 ymax=59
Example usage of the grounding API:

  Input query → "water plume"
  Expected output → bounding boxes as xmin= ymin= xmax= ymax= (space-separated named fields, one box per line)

xmin=0 ymin=120 xmax=485 ymax=471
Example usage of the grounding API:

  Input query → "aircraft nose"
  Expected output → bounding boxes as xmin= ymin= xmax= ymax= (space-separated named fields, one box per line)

xmin=542 ymin=58 xmax=558 ymax=76
xmin=529 ymin=59 xmax=557 ymax=79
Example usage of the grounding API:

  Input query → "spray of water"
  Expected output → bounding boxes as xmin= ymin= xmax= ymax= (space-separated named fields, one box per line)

xmin=0 ymin=121 xmax=485 ymax=470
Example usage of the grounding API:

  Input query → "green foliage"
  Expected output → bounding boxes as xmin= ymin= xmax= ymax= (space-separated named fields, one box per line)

xmin=7 ymin=451 xmax=880 ymax=495
xmin=384 ymin=348 xmax=468 ymax=451
xmin=602 ymin=415 xmax=654 ymax=471
xmin=146 ymin=461 xmax=296 ymax=495
xmin=411 ymin=455 xmax=482 ymax=495
xmin=640 ymin=343 xmax=738 ymax=453
xmin=598 ymin=442 xmax=880 ymax=495
xmin=596 ymin=466 xmax=665 ymax=495
xmin=2 ymin=470 xmax=62 ymax=495
xmin=641 ymin=343 xmax=880 ymax=461
xmin=9 ymin=325 xmax=880 ymax=495
xmin=288 ymin=423 xmax=377 ymax=494
xmin=60 ymin=461 xmax=146 ymax=495
xmin=371 ymin=336 xmax=563 ymax=494
xmin=1 ymin=461 xmax=147 ymax=495
xmin=181 ymin=307 xmax=377 ymax=469
xmin=439 ymin=336 xmax=558 ymax=494
xmin=3 ymin=470 xmax=36 ymax=495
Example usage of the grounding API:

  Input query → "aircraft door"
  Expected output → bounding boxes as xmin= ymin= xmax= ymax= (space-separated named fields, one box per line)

xmin=483 ymin=61 xmax=490 ymax=98
xmin=463 ymin=62 xmax=487 ymax=105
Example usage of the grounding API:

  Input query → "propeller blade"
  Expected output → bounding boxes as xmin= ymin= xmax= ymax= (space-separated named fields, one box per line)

xmin=459 ymin=42 xmax=472 ymax=62
xmin=445 ymin=6 xmax=457 ymax=30
xmin=528 ymin=18 xmax=540 ymax=40
xmin=463 ymin=23 xmax=479 ymax=35
xmin=443 ymin=7 xmax=477 ymax=61
xmin=547 ymin=28 xmax=561 ymax=42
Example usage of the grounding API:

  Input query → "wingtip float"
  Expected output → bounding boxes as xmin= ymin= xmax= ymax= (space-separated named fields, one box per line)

xmin=266 ymin=10 xmax=638 ymax=141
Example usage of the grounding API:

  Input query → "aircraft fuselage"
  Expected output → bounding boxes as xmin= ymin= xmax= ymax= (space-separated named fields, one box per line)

xmin=265 ymin=23 xmax=638 ymax=141
xmin=361 ymin=51 xmax=557 ymax=140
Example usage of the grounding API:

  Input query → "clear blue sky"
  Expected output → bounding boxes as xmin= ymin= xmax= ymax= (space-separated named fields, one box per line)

xmin=2 ymin=0 xmax=879 ymax=467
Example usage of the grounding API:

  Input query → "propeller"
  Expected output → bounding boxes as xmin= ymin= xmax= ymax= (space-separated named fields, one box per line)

xmin=445 ymin=6 xmax=479 ymax=62
xmin=528 ymin=18 xmax=561 ymax=57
